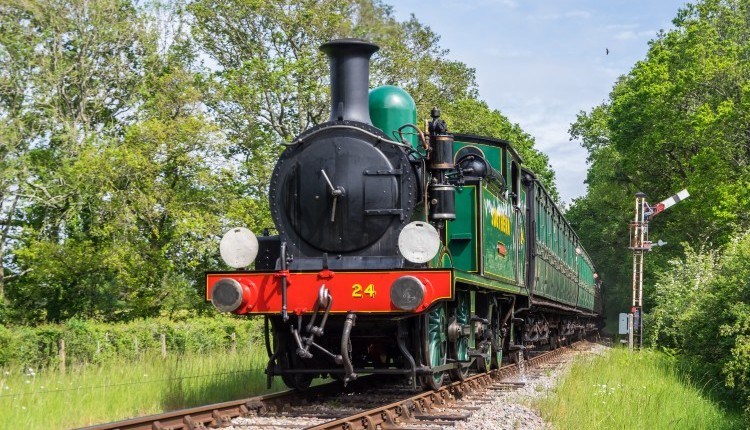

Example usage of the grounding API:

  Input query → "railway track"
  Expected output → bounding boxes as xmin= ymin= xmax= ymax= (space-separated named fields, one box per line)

xmin=81 ymin=341 xmax=593 ymax=430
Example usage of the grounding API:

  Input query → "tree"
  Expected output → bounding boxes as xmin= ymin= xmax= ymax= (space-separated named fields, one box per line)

xmin=2 ymin=1 xmax=240 ymax=322
xmin=566 ymin=0 xmax=750 ymax=323
xmin=190 ymin=0 xmax=343 ymax=232
xmin=0 ymin=0 xmax=155 ymax=321
xmin=647 ymin=233 xmax=750 ymax=412
xmin=1 ymin=0 xmax=560 ymax=323
xmin=189 ymin=0 xmax=482 ymax=229
xmin=0 ymin=2 xmax=39 ymax=301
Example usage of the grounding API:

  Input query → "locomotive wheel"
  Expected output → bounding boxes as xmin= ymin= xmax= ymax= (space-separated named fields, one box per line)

xmin=277 ymin=327 xmax=314 ymax=391
xmin=421 ymin=304 xmax=447 ymax=391
xmin=280 ymin=353 xmax=313 ymax=391
xmin=269 ymin=319 xmax=312 ymax=391
xmin=280 ymin=347 xmax=314 ymax=391
xmin=475 ymin=335 xmax=492 ymax=373
xmin=449 ymin=292 xmax=470 ymax=381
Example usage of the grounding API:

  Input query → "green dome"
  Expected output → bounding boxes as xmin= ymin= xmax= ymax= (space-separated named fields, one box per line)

xmin=369 ymin=85 xmax=418 ymax=149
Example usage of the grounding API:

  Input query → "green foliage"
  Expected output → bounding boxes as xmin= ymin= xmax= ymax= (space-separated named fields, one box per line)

xmin=187 ymin=0 xmax=485 ymax=229
xmin=648 ymin=244 xmax=718 ymax=350
xmin=1 ymin=0 xmax=554 ymax=322
xmin=0 ymin=1 xmax=245 ymax=322
xmin=0 ymin=316 xmax=264 ymax=368
xmin=649 ymin=231 xmax=750 ymax=414
xmin=566 ymin=0 xmax=750 ymax=322
xmin=566 ymin=0 xmax=750 ymax=415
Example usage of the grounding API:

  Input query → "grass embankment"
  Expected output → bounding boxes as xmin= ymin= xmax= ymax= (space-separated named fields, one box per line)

xmin=537 ymin=347 xmax=743 ymax=430
xmin=0 ymin=347 xmax=284 ymax=429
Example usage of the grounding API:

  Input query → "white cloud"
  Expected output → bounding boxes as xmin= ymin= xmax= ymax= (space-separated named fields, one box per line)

xmin=437 ymin=0 xmax=516 ymax=10
xmin=614 ymin=30 xmax=636 ymax=40
xmin=565 ymin=10 xmax=592 ymax=19
xmin=526 ymin=126 xmax=589 ymax=202
xmin=388 ymin=0 xmax=687 ymax=201
xmin=614 ymin=29 xmax=656 ymax=40
xmin=605 ymin=23 xmax=639 ymax=31
xmin=483 ymin=47 xmax=533 ymax=58
xmin=529 ymin=9 xmax=591 ymax=21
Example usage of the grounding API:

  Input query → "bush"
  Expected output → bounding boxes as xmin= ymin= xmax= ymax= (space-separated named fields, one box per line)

xmin=649 ymin=230 xmax=750 ymax=415
xmin=648 ymin=245 xmax=718 ymax=350
xmin=0 ymin=316 xmax=264 ymax=369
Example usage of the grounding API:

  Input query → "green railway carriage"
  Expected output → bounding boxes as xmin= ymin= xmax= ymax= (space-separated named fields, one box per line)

xmin=436 ymin=134 xmax=600 ymax=315
xmin=444 ymin=135 xmax=526 ymax=293
xmin=527 ymin=171 xmax=599 ymax=313
xmin=413 ymin=130 xmax=604 ymax=363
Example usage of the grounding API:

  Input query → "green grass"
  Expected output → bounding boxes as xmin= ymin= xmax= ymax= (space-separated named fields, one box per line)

xmin=536 ymin=347 xmax=744 ymax=430
xmin=0 ymin=347 xmax=286 ymax=429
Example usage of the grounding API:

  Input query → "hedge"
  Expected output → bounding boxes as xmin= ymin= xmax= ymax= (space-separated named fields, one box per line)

xmin=0 ymin=316 xmax=265 ymax=369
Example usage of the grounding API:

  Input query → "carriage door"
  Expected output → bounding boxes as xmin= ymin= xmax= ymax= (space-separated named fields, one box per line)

xmin=511 ymin=162 xmax=522 ymax=285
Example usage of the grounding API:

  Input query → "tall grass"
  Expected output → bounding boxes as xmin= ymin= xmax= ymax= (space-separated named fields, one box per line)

xmin=537 ymin=347 xmax=744 ymax=430
xmin=0 ymin=347 xmax=285 ymax=429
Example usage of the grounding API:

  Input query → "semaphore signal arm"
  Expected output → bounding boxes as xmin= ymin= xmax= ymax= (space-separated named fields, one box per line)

xmin=645 ymin=189 xmax=690 ymax=220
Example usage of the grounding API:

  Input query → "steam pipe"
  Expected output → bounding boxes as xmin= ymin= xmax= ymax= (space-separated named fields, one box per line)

xmin=280 ymin=242 xmax=289 ymax=321
xmin=341 ymin=312 xmax=357 ymax=385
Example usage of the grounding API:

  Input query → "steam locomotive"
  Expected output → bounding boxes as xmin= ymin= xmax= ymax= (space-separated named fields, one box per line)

xmin=206 ymin=39 xmax=603 ymax=391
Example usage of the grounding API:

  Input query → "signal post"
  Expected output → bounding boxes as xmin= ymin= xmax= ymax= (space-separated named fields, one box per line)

xmin=627 ymin=189 xmax=689 ymax=349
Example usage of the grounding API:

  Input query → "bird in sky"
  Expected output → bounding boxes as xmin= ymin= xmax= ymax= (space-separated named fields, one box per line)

xmin=606 ymin=48 xmax=609 ymax=55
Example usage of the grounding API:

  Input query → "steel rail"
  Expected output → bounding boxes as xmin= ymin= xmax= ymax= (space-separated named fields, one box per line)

xmin=77 ymin=375 xmax=379 ymax=430
xmin=308 ymin=342 xmax=580 ymax=430
xmin=80 ymin=342 xmax=584 ymax=430
xmin=78 ymin=390 xmax=287 ymax=430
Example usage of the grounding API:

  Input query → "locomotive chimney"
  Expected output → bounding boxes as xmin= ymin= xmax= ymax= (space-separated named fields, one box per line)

xmin=320 ymin=38 xmax=379 ymax=125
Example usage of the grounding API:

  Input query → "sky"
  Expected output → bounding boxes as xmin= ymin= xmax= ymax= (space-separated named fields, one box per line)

xmin=391 ymin=0 xmax=690 ymax=204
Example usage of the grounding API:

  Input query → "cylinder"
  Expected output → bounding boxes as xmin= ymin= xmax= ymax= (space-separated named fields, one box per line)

xmin=430 ymin=135 xmax=454 ymax=170
xmin=429 ymin=184 xmax=456 ymax=220
xmin=319 ymin=38 xmax=379 ymax=125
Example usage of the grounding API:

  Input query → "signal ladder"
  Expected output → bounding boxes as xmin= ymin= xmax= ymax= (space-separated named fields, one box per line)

xmin=628 ymin=193 xmax=649 ymax=349
xmin=626 ymin=189 xmax=689 ymax=349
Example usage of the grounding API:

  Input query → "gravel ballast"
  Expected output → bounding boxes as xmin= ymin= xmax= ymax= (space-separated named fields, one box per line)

xmin=226 ymin=341 xmax=608 ymax=430
xmin=455 ymin=341 xmax=609 ymax=430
